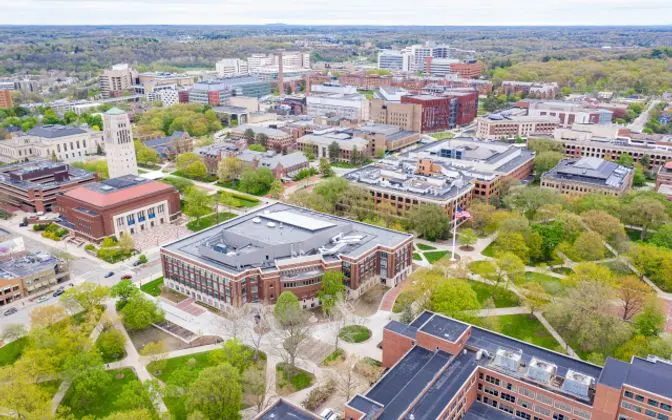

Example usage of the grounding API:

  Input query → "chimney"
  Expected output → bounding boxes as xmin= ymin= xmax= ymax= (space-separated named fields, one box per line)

xmin=278 ymin=51 xmax=284 ymax=97
xmin=305 ymin=73 xmax=310 ymax=97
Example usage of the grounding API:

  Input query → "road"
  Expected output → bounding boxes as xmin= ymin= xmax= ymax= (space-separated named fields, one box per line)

xmin=628 ymin=99 xmax=660 ymax=133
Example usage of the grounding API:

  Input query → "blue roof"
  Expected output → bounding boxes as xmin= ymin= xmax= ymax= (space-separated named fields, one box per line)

xmin=257 ymin=399 xmax=319 ymax=420
xmin=463 ymin=402 xmax=514 ymax=420
xmin=418 ymin=313 xmax=469 ymax=342
xmin=598 ymin=356 xmax=672 ymax=399
xmin=410 ymin=310 xmax=433 ymax=328
xmin=385 ymin=320 xmax=418 ymax=339
xmin=348 ymin=395 xmax=383 ymax=419
xmin=366 ymin=346 xmax=434 ymax=406
xmin=28 ymin=125 xmax=87 ymax=138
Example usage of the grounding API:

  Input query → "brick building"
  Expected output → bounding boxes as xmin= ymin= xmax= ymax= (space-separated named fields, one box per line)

xmin=345 ymin=310 xmax=672 ymax=420
xmin=0 ymin=89 xmax=12 ymax=109
xmin=476 ymin=114 xmax=560 ymax=141
xmin=446 ymin=61 xmax=484 ymax=79
xmin=141 ymin=131 xmax=194 ymax=160
xmin=56 ymin=175 xmax=181 ymax=242
xmin=230 ymin=124 xmax=296 ymax=153
xmin=401 ymin=91 xmax=478 ymax=132
xmin=160 ymin=203 xmax=413 ymax=313
xmin=0 ymin=161 xmax=97 ymax=213
xmin=297 ymin=129 xmax=370 ymax=162
xmin=656 ymin=161 xmax=672 ymax=189
xmin=237 ymin=150 xmax=309 ymax=179
xmin=541 ymin=157 xmax=633 ymax=197
xmin=0 ymin=251 xmax=70 ymax=306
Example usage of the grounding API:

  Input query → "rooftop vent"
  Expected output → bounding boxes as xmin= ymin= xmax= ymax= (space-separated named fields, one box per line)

xmin=527 ymin=357 xmax=557 ymax=384
xmin=267 ymin=222 xmax=276 ymax=228
xmin=252 ymin=217 xmax=262 ymax=224
xmin=561 ymin=369 xmax=594 ymax=399
xmin=493 ymin=348 xmax=522 ymax=372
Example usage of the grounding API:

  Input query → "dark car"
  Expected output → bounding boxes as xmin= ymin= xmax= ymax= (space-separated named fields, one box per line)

xmin=121 ymin=274 xmax=133 ymax=280
xmin=19 ymin=221 xmax=28 ymax=227
xmin=3 ymin=307 xmax=17 ymax=316
xmin=53 ymin=288 xmax=65 ymax=297
xmin=104 ymin=272 xmax=114 ymax=278
xmin=132 ymin=260 xmax=142 ymax=267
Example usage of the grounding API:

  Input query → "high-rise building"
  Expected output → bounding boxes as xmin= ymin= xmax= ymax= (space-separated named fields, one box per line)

xmin=377 ymin=50 xmax=405 ymax=71
xmin=215 ymin=58 xmax=249 ymax=78
xmin=0 ymin=89 xmax=12 ymax=109
xmin=99 ymin=64 xmax=133 ymax=98
xmin=103 ymin=108 xmax=138 ymax=178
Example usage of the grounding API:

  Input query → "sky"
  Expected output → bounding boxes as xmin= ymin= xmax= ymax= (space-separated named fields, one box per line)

xmin=1 ymin=0 xmax=672 ymax=26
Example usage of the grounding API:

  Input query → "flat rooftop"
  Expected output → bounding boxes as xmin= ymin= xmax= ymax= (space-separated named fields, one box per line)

xmin=0 ymin=251 xmax=62 ymax=279
xmin=542 ymin=157 xmax=632 ymax=190
xmin=27 ymin=125 xmax=88 ymax=138
xmin=162 ymin=202 xmax=412 ymax=275
xmin=256 ymin=398 xmax=320 ymax=420
xmin=0 ymin=161 xmax=95 ymax=192
xmin=64 ymin=175 xmax=176 ymax=208
xmin=598 ymin=356 xmax=672 ymax=400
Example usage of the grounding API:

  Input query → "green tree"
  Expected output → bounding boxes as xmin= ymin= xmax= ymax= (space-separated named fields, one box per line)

xmin=568 ymin=262 xmax=616 ymax=287
xmin=111 ymin=279 xmax=139 ymax=304
xmin=114 ymin=380 xmax=152 ymax=412
xmin=650 ymin=223 xmax=672 ymax=249
xmin=617 ymin=154 xmax=635 ymax=167
xmin=504 ymin=186 xmax=564 ymax=219
xmin=176 ymin=152 xmax=202 ymax=172
xmin=634 ymin=299 xmax=665 ymax=337
xmin=120 ymin=295 xmax=165 ymax=330
xmin=238 ymin=168 xmax=275 ymax=195
xmin=317 ymin=271 xmax=345 ymax=316
xmin=255 ymin=133 xmax=268 ymax=148
xmin=274 ymin=291 xmax=302 ymax=328
xmin=96 ymin=328 xmax=126 ymax=362
xmin=573 ymin=231 xmax=606 ymax=261
xmin=64 ymin=351 xmax=111 ymax=410
xmin=621 ymin=196 xmax=668 ymax=240
xmin=209 ymin=339 xmax=252 ymax=374
xmin=218 ymin=157 xmax=243 ymax=184
xmin=458 ymin=228 xmax=478 ymax=249
xmin=134 ymin=140 xmax=160 ymax=166
xmin=60 ymin=282 xmax=109 ymax=313
xmin=184 ymin=187 xmax=214 ymax=223
xmin=243 ymin=128 xmax=255 ymax=142
xmin=328 ymin=141 xmax=341 ymax=162
xmin=494 ymin=231 xmax=530 ymax=262
xmin=319 ymin=157 xmax=333 ymax=177
xmin=533 ymin=151 xmax=562 ymax=178
xmin=408 ymin=205 xmax=450 ymax=241
xmin=617 ymin=276 xmax=652 ymax=321
xmin=185 ymin=363 xmax=242 ymax=420
xmin=429 ymin=279 xmax=480 ymax=319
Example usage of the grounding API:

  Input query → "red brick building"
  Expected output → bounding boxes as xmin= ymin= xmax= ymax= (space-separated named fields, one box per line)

xmin=56 ymin=175 xmax=181 ymax=242
xmin=345 ymin=311 xmax=672 ymax=420
xmin=448 ymin=61 xmax=484 ymax=79
xmin=160 ymin=203 xmax=413 ymax=313
xmin=401 ymin=91 xmax=478 ymax=132
xmin=0 ymin=161 xmax=97 ymax=213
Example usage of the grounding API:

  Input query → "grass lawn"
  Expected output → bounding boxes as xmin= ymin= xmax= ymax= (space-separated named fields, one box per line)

xmin=186 ymin=212 xmax=237 ymax=232
xmin=393 ymin=289 xmax=416 ymax=313
xmin=216 ymin=180 xmax=270 ymax=196
xmin=219 ymin=191 xmax=260 ymax=208
xmin=339 ymin=325 xmax=372 ymax=343
xmin=60 ymin=368 xmax=154 ymax=418
xmin=276 ymin=363 xmax=315 ymax=394
xmin=469 ymin=260 xmax=493 ymax=276
xmin=140 ymin=277 xmax=163 ymax=297
xmin=412 ymin=252 xmax=422 ymax=261
xmin=599 ymin=260 xmax=634 ymax=276
xmin=424 ymin=251 xmax=449 ymax=264
xmin=468 ymin=280 xmax=520 ymax=308
xmin=0 ymin=337 xmax=28 ymax=366
xmin=515 ymin=272 xmax=568 ymax=296
xmin=322 ymin=348 xmax=346 ymax=366
xmin=416 ymin=243 xmax=436 ymax=251
xmin=481 ymin=242 xmax=497 ymax=257
xmin=478 ymin=314 xmax=564 ymax=353
xmin=551 ymin=267 xmax=574 ymax=275
xmin=626 ymin=228 xmax=646 ymax=242
xmin=430 ymin=131 xmax=455 ymax=140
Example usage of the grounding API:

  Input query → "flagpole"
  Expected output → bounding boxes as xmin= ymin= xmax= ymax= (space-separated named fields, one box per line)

xmin=450 ymin=198 xmax=458 ymax=262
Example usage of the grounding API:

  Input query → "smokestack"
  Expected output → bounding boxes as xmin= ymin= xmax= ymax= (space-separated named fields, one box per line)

xmin=278 ymin=51 xmax=284 ymax=97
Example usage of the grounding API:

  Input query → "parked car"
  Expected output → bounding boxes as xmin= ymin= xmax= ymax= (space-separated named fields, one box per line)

xmin=320 ymin=409 xmax=336 ymax=420
xmin=36 ymin=295 xmax=50 ymax=303
xmin=19 ymin=221 xmax=28 ymax=227
xmin=3 ymin=307 xmax=17 ymax=316
xmin=132 ymin=260 xmax=142 ymax=267
xmin=121 ymin=274 xmax=133 ymax=280
xmin=53 ymin=288 xmax=65 ymax=297
xmin=104 ymin=272 xmax=115 ymax=278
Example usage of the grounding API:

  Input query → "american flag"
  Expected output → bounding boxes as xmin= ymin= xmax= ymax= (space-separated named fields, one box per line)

xmin=456 ymin=206 xmax=472 ymax=220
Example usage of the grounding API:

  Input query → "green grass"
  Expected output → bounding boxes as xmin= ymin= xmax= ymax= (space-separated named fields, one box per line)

xmin=429 ymin=131 xmax=455 ymax=140
xmin=172 ymin=170 xmax=218 ymax=183
xmin=339 ymin=325 xmax=372 ymax=343
xmin=481 ymin=242 xmax=497 ymax=257
xmin=0 ymin=337 xmax=28 ymax=366
xmin=140 ymin=277 xmax=164 ymax=297
xmin=599 ymin=260 xmax=634 ymax=275
xmin=60 ymin=368 xmax=154 ymax=418
xmin=219 ymin=191 xmax=260 ymax=208
xmin=412 ymin=253 xmax=422 ymax=261
xmin=551 ymin=267 xmax=574 ymax=275
xmin=215 ymin=180 xmax=270 ymax=196
xmin=416 ymin=243 xmax=436 ymax=251
xmin=186 ymin=212 xmax=237 ymax=232
xmin=469 ymin=260 xmax=494 ymax=276
xmin=149 ymin=350 xmax=218 ymax=381
xmin=322 ymin=348 xmax=346 ymax=366
xmin=392 ymin=289 xmax=416 ymax=313
xmin=514 ymin=272 xmax=568 ymax=297
xmin=423 ymin=251 xmax=449 ymax=264
xmin=276 ymin=363 xmax=315 ymax=393
xmin=477 ymin=314 xmax=564 ymax=353
xmin=468 ymin=280 xmax=520 ymax=308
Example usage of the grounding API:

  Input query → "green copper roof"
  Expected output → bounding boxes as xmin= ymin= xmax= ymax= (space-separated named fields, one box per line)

xmin=105 ymin=107 xmax=126 ymax=115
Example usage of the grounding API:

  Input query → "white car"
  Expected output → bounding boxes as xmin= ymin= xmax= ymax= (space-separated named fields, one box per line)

xmin=320 ymin=408 xmax=338 ymax=420
xmin=36 ymin=295 xmax=50 ymax=304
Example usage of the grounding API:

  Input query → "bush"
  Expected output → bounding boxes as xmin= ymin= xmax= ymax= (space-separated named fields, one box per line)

xmin=339 ymin=325 xmax=372 ymax=343
xmin=293 ymin=167 xmax=318 ymax=181
xmin=302 ymin=379 xmax=336 ymax=411
xmin=96 ymin=328 xmax=126 ymax=362
xmin=41 ymin=223 xmax=68 ymax=241
xmin=84 ymin=244 xmax=96 ymax=251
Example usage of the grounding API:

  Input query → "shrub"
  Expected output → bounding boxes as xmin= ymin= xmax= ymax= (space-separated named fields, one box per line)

xmin=302 ymin=379 xmax=336 ymax=411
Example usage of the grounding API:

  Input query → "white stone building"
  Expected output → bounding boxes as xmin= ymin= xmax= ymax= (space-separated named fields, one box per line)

xmin=103 ymin=108 xmax=138 ymax=178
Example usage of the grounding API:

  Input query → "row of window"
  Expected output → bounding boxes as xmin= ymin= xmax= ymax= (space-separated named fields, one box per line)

xmin=621 ymin=401 xmax=669 ymax=419
xmin=624 ymin=390 xmax=672 ymax=412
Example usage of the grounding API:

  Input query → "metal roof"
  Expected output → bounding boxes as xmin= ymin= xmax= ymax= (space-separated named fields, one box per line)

xmin=27 ymin=125 xmax=88 ymax=138
xmin=598 ymin=356 xmax=672 ymax=400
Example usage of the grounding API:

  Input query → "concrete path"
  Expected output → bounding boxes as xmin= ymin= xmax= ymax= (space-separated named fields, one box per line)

xmin=473 ymin=306 xmax=530 ymax=317
xmin=535 ymin=312 xmax=579 ymax=358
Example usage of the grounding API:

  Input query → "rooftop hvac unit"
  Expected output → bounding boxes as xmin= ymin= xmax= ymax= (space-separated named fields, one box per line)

xmin=253 ymin=217 xmax=262 ymax=224
xmin=561 ymin=369 xmax=594 ymax=399
xmin=493 ymin=348 xmax=522 ymax=372
xmin=527 ymin=357 xmax=557 ymax=384
xmin=267 ymin=222 xmax=276 ymax=228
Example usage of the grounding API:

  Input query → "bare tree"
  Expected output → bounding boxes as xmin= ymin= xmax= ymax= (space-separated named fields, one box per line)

xmin=332 ymin=356 xmax=363 ymax=401
xmin=247 ymin=306 xmax=271 ymax=360
xmin=243 ymin=368 xmax=273 ymax=414
xmin=274 ymin=308 xmax=310 ymax=374
xmin=326 ymin=298 xmax=350 ymax=352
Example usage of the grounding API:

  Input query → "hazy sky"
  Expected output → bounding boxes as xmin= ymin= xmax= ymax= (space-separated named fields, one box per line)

xmin=2 ymin=0 xmax=672 ymax=26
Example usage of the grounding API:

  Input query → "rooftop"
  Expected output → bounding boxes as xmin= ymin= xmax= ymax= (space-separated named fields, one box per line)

xmin=161 ymin=202 xmax=412 ymax=275
xmin=232 ymin=124 xmax=290 ymax=138
xmin=238 ymin=150 xmax=308 ymax=174
xmin=64 ymin=175 xmax=176 ymax=208
xmin=298 ymin=131 xmax=369 ymax=150
xmin=27 ymin=125 xmax=88 ymax=139
xmin=0 ymin=161 xmax=95 ymax=192
xmin=255 ymin=398 xmax=320 ymax=420
xmin=0 ymin=251 xmax=63 ymax=279
xmin=598 ymin=356 xmax=672 ymax=400
xmin=542 ymin=157 xmax=633 ymax=190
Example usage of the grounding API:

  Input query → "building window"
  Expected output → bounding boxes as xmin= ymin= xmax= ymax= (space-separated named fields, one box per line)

xmin=127 ymin=214 xmax=135 ymax=225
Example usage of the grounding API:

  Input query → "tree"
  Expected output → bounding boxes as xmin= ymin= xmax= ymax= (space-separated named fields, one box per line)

xmin=634 ymin=299 xmax=665 ymax=337
xmin=111 ymin=279 xmax=139 ymax=305
xmin=64 ymin=351 xmax=111 ymax=410
xmin=103 ymin=409 xmax=154 ymax=420
xmin=581 ymin=209 xmax=625 ymax=242
xmin=333 ymin=356 xmax=362 ymax=401
xmin=209 ymin=339 xmax=252 ymax=374
xmin=458 ymin=228 xmax=478 ymax=250
xmin=255 ymin=133 xmax=268 ymax=148
xmin=317 ymin=271 xmax=345 ymax=316
xmin=274 ymin=291 xmax=302 ymax=328
xmin=238 ymin=168 xmax=275 ymax=196
xmin=218 ymin=157 xmax=243 ymax=184
xmin=114 ymin=380 xmax=152 ymax=412
xmin=243 ymin=128 xmax=255 ymax=142
xmin=494 ymin=231 xmax=530 ymax=262
xmin=120 ymin=295 xmax=165 ymax=330
xmin=408 ymin=205 xmax=450 ymax=241
xmin=319 ymin=157 xmax=333 ymax=177
xmin=488 ymin=252 xmax=525 ymax=297
xmin=617 ymin=154 xmax=635 ymax=168
xmin=268 ymin=179 xmax=283 ymax=199
xmin=185 ymin=363 xmax=242 ymax=420
xmin=621 ymin=196 xmax=668 ymax=240
xmin=176 ymin=152 xmax=202 ymax=171
xmin=273 ymin=292 xmax=310 ymax=372
xmin=533 ymin=151 xmax=562 ymax=178
xmin=243 ymin=367 xmax=271 ymax=414
xmin=503 ymin=187 xmax=564 ymax=219
xmin=60 ymin=282 xmax=110 ymax=313
xmin=617 ymin=276 xmax=652 ymax=321
xmin=521 ymin=282 xmax=550 ymax=314
xmin=429 ymin=279 xmax=480 ymax=319
xmin=97 ymin=328 xmax=126 ymax=361
xmin=0 ymin=367 xmax=52 ymax=419
xmin=573 ymin=231 xmax=606 ymax=261
xmin=134 ymin=140 xmax=160 ymax=166
xmin=30 ymin=304 xmax=67 ymax=328
xmin=184 ymin=187 xmax=214 ymax=223
xmin=568 ymin=263 xmax=615 ymax=287
xmin=650 ymin=223 xmax=672 ymax=249
xmin=328 ymin=141 xmax=341 ymax=162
